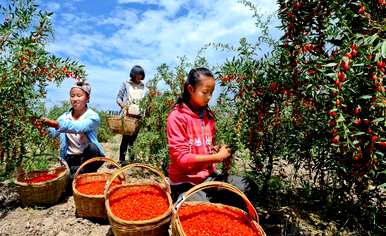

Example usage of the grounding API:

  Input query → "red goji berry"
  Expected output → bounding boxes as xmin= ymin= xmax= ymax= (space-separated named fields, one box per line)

xmin=23 ymin=171 xmax=58 ymax=184
xmin=109 ymin=185 xmax=169 ymax=221
xmin=179 ymin=204 xmax=261 ymax=236
xmin=76 ymin=178 xmax=121 ymax=195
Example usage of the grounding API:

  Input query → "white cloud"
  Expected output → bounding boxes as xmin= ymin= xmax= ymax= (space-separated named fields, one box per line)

xmin=98 ymin=9 xmax=139 ymax=28
xmin=46 ymin=64 xmax=130 ymax=111
xmin=118 ymin=0 xmax=158 ymax=4
xmin=46 ymin=2 xmax=60 ymax=12
xmin=46 ymin=0 xmax=279 ymax=110
xmin=101 ymin=0 xmax=262 ymax=63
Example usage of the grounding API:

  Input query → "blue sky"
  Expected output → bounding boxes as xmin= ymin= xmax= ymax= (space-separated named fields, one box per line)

xmin=38 ymin=0 xmax=279 ymax=111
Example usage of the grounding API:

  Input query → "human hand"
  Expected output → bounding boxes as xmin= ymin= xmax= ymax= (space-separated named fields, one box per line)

xmin=123 ymin=106 xmax=129 ymax=116
xmin=217 ymin=145 xmax=231 ymax=161
xmin=30 ymin=116 xmax=48 ymax=136
xmin=40 ymin=117 xmax=58 ymax=128
xmin=40 ymin=116 xmax=49 ymax=125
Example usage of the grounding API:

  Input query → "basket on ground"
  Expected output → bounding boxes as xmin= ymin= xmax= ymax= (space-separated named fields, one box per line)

xmin=172 ymin=181 xmax=266 ymax=236
xmin=104 ymin=163 xmax=173 ymax=236
xmin=106 ymin=114 xmax=142 ymax=135
xmin=73 ymin=157 xmax=121 ymax=219
xmin=14 ymin=158 xmax=69 ymax=206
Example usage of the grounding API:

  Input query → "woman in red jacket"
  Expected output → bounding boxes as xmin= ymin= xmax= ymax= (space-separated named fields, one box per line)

xmin=167 ymin=68 xmax=251 ymax=204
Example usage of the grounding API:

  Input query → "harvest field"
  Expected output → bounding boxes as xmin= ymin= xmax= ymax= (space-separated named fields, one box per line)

xmin=0 ymin=0 xmax=385 ymax=235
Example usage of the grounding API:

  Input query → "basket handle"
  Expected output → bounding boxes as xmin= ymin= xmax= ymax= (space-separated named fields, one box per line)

xmin=73 ymin=157 xmax=120 ymax=180
xmin=172 ymin=181 xmax=259 ymax=223
xmin=104 ymin=163 xmax=171 ymax=198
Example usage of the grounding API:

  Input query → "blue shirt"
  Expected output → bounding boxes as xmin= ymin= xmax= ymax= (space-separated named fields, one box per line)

xmin=48 ymin=108 xmax=105 ymax=159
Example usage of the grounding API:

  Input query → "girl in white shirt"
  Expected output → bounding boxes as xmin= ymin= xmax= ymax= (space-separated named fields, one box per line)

xmin=116 ymin=65 xmax=146 ymax=165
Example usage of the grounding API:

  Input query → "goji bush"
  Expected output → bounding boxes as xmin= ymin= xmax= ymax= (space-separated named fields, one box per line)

xmin=277 ymin=0 xmax=385 ymax=232
xmin=133 ymin=56 xmax=210 ymax=172
xmin=214 ymin=0 xmax=385 ymax=233
xmin=0 ymin=0 xmax=85 ymax=178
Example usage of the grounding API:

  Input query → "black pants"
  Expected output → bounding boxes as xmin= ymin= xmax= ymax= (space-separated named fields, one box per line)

xmin=119 ymin=133 xmax=138 ymax=162
xmin=64 ymin=143 xmax=105 ymax=181
xmin=171 ymin=172 xmax=254 ymax=210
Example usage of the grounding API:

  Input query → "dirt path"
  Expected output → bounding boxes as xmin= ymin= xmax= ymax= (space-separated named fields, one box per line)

xmin=0 ymin=194 xmax=110 ymax=236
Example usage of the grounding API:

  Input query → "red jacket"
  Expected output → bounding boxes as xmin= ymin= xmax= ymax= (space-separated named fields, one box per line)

xmin=167 ymin=103 xmax=216 ymax=185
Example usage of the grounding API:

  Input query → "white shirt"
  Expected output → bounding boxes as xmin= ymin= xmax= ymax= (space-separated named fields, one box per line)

xmin=65 ymin=112 xmax=89 ymax=155
xmin=126 ymin=81 xmax=146 ymax=115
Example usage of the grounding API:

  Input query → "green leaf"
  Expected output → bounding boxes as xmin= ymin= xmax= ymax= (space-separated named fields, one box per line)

xmin=378 ymin=182 xmax=386 ymax=190
xmin=363 ymin=34 xmax=378 ymax=45
xmin=359 ymin=95 xmax=372 ymax=100
xmin=353 ymin=140 xmax=360 ymax=145
xmin=372 ymin=117 xmax=384 ymax=124
xmin=375 ymin=53 xmax=381 ymax=62
xmin=337 ymin=114 xmax=345 ymax=122
xmin=352 ymin=132 xmax=365 ymax=136
xmin=382 ymin=40 xmax=386 ymax=58
xmin=323 ymin=63 xmax=337 ymax=67
xmin=375 ymin=151 xmax=384 ymax=157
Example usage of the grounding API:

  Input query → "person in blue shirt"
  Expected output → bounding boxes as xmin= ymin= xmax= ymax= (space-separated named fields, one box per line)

xmin=41 ymin=80 xmax=105 ymax=180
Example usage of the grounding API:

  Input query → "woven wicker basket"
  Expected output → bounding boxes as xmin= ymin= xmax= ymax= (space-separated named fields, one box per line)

xmin=104 ymin=163 xmax=173 ymax=236
xmin=73 ymin=157 xmax=121 ymax=219
xmin=106 ymin=115 xmax=142 ymax=135
xmin=14 ymin=158 xmax=69 ymax=206
xmin=171 ymin=181 xmax=266 ymax=236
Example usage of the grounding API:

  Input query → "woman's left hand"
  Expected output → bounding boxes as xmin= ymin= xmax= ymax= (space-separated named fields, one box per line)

xmin=123 ymin=106 xmax=129 ymax=116
xmin=41 ymin=117 xmax=59 ymax=128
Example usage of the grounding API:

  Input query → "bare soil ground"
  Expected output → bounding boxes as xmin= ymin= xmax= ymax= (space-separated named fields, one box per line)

xmin=0 ymin=138 xmax=362 ymax=236
xmin=0 ymin=192 xmax=111 ymax=236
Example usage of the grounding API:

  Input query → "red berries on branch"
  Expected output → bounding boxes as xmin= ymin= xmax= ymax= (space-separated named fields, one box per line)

xmin=338 ymin=72 xmax=346 ymax=82
xmin=354 ymin=106 xmax=361 ymax=115
xmin=340 ymin=61 xmax=350 ymax=72
xmin=332 ymin=135 xmax=340 ymax=144
xmin=358 ymin=4 xmax=366 ymax=14
xmin=329 ymin=110 xmax=337 ymax=117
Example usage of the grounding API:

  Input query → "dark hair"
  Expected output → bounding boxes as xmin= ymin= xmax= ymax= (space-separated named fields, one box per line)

xmin=130 ymin=65 xmax=145 ymax=80
xmin=177 ymin=67 xmax=214 ymax=119
xmin=178 ymin=67 xmax=214 ymax=104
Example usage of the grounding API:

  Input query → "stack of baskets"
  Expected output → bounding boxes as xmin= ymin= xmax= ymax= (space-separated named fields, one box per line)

xmin=14 ymin=158 xmax=69 ymax=206
xmin=171 ymin=181 xmax=266 ymax=236
xmin=104 ymin=163 xmax=173 ymax=236
xmin=73 ymin=157 xmax=121 ymax=219
xmin=106 ymin=114 xmax=142 ymax=136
